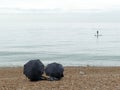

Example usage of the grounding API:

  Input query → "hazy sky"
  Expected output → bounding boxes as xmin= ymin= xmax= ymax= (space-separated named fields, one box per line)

xmin=0 ymin=0 xmax=120 ymax=11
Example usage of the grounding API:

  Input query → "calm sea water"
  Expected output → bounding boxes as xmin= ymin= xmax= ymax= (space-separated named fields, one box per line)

xmin=0 ymin=13 xmax=120 ymax=67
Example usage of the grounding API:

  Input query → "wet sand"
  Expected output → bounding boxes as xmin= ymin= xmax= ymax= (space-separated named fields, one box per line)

xmin=0 ymin=66 xmax=120 ymax=90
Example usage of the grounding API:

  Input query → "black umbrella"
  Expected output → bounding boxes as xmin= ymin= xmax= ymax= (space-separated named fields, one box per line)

xmin=23 ymin=59 xmax=44 ymax=81
xmin=45 ymin=62 xmax=64 ymax=81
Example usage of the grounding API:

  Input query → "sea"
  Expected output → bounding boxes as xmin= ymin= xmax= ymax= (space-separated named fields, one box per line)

xmin=0 ymin=13 xmax=120 ymax=67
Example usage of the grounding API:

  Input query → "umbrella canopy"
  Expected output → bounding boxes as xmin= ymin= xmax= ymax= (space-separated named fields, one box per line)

xmin=23 ymin=59 xmax=44 ymax=81
xmin=45 ymin=62 xmax=64 ymax=80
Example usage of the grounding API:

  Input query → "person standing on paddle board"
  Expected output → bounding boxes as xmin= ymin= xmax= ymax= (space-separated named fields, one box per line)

xmin=96 ymin=30 xmax=99 ymax=38
xmin=97 ymin=30 xmax=99 ymax=36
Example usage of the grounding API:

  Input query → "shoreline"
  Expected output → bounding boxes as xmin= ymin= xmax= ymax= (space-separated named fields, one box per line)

xmin=1 ymin=66 xmax=120 ymax=90
xmin=1 ymin=65 xmax=120 ymax=68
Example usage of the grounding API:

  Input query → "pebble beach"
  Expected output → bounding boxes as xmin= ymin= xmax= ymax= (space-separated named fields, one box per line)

xmin=0 ymin=66 xmax=120 ymax=90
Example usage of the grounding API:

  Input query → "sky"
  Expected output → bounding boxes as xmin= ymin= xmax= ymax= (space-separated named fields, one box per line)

xmin=0 ymin=0 xmax=120 ymax=11
xmin=0 ymin=0 xmax=120 ymax=22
